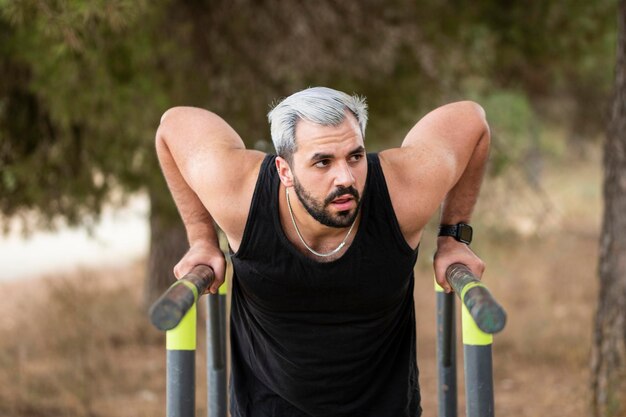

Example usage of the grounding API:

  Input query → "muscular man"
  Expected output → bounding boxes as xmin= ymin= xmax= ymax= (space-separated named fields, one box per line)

xmin=156 ymin=87 xmax=489 ymax=417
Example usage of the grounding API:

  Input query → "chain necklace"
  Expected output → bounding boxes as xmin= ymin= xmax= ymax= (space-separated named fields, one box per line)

xmin=286 ymin=188 xmax=357 ymax=258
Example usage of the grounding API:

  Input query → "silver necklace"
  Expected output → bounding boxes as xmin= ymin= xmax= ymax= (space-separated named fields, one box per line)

xmin=285 ymin=188 xmax=356 ymax=258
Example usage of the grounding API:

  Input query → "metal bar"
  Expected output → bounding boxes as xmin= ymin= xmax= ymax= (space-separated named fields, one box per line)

xmin=206 ymin=291 xmax=227 ymax=417
xmin=150 ymin=265 xmax=215 ymax=331
xmin=436 ymin=285 xmax=458 ymax=417
xmin=444 ymin=264 xmax=504 ymax=417
xmin=461 ymin=297 xmax=495 ymax=417
xmin=167 ymin=350 xmax=196 ymax=417
xmin=464 ymin=344 xmax=494 ymax=417
xmin=154 ymin=266 xmax=215 ymax=417
xmin=166 ymin=304 xmax=198 ymax=417
xmin=446 ymin=264 xmax=506 ymax=334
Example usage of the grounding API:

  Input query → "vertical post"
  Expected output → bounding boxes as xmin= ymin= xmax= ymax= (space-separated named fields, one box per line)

xmin=166 ymin=304 xmax=198 ymax=417
xmin=206 ymin=285 xmax=227 ymax=417
xmin=443 ymin=264 xmax=504 ymax=417
xmin=461 ymin=303 xmax=494 ymax=417
xmin=436 ymin=280 xmax=458 ymax=417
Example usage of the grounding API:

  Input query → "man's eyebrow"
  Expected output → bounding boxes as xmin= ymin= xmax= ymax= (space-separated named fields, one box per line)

xmin=310 ymin=152 xmax=334 ymax=161
xmin=349 ymin=146 xmax=366 ymax=155
xmin=310 ymin=146 xmax=365 ymax=162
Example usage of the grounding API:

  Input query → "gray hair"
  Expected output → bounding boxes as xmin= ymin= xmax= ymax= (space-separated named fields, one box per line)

xmin=267 ymin=87 xmax=368 ymax=161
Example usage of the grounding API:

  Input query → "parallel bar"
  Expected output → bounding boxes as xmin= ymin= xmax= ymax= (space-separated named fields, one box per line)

xmin=150 ymin=265 xmax=215 ymax=331
xmin=442 ymin=263 xmax=504 ymax=417
xmin=436 ymin=287 xmax=458 ymax=417
xmin=207 ymin=294 xmax=224 ymax=368
xmin=167 ymin=350 xmax=196 ymax=417
xmin=461 ymin=303 xmax=495 ymax=417
xmin=464 ymin=345 xmax=494 ymax=417
xmin=166 ymin=304 xmax=198 ymax=417
xmin=446 ymin=264 xmax=506 ymax=334
xmin=207 ymin=293 xmax=227 ymax=417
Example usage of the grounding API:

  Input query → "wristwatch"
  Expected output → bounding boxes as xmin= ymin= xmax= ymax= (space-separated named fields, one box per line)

xmin=438 ymin=223 xmax=473 ymax=245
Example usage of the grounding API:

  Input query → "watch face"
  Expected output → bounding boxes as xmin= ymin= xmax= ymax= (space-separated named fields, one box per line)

xmin=458 ymin=224 xmax=473 ymax=243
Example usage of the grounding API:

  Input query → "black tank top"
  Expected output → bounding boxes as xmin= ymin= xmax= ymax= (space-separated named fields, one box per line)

xmin=230 ymin=153 xmax=421 ymax=417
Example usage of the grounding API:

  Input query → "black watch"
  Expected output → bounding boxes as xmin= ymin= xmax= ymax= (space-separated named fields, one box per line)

xmin=438 ymin=223 xmax=473 ymax=245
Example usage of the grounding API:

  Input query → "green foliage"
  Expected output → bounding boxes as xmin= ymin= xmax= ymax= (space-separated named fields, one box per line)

xmin=0 ymin=0 xmax=167 ymax=231
xmin=480 ymin=90 xmax=537 ymax=175
xmin=0 ymin=0 xmax=618 ymax=232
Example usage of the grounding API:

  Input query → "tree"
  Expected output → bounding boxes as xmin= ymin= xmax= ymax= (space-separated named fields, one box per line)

xmin=592 ymin=1 xmax=626 ymax=415
xmin=0 ymin=0 xmax=616 ymax=307
xmin=1 ymin=0 xmax=452 ymax=306
xmin=0 ymin=1 xmax=180 ymax=306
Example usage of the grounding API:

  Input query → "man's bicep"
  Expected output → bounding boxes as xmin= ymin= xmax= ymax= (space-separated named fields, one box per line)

xmin=157 ymin=106 xmax=263 ymax=240
xmin=401 ymin=101 xmax=487 ymax=179
xmin=394 ymin=101 xmax=488 ymax=201
xmin=158 ymin=106 xmax=246 ymax=182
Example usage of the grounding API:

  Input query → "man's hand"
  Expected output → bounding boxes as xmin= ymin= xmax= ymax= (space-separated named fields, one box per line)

xmin=433 ymin=237 xmax=485 ymax=293
xmin=173 ymin=241 xmax=226 ymax=294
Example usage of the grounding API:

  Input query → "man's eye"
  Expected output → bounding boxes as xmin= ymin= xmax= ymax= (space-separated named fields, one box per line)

xmin=349 ymin=154 xmax=363 ymax=162
xmin=314 ymin=160 xmax=330 ymax=168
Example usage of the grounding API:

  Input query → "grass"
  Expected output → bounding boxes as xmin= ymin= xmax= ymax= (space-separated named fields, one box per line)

xmin=0 ymin=147 xmax=602 ymax=416
xmin=0 ymin=264 xmax=166 ymax=417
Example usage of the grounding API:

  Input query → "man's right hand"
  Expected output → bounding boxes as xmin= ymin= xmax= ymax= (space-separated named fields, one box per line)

xmin=173 ymin=241 xmax=226 ymax=294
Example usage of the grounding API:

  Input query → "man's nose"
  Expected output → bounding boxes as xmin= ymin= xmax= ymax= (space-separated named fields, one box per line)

xmin=333 ymin=161 xmax=355 ymax=188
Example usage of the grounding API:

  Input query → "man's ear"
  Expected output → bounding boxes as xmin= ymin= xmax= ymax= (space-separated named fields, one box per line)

xmin=276 ymin=156 xmax=294 ymax=187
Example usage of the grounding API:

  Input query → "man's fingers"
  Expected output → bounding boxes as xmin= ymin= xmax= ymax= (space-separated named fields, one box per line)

xmin=209 ymin=281 xmax=223 ymax=294
xmin=467 ymin=259 xmax=486 ymax=279
xmin=173 ymin=260 xmax=197 ymax=280
xmin=209 ymin=270 xmax=224 ymax=294
xmin=172 ymin=262 xmax=185 ymax=279
xmin=207 ymin=261 xmax=226 ymax=294
xmin=434 ymin=266 xmax=452 ymax=293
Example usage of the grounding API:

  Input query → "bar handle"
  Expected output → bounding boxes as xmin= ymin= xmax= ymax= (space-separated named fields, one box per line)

xmin=149 ymin=264 xmax=215 ymax=331
xmin=446 ymin=263 xmax=506 ymax=334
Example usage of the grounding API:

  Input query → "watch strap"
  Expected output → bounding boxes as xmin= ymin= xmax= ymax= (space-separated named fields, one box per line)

xmin=438 ymin=223 xmax=473 ymax=244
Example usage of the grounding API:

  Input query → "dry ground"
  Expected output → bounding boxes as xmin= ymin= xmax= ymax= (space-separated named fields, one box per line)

xmin=0 ymin=148 xmax=602 ymax=416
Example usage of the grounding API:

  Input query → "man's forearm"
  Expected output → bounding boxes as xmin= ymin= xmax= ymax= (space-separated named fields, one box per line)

xmin=439 ymin=126 xmax=490 ymax=224
xmin=155 ymin=128 xmax=218 ymax=247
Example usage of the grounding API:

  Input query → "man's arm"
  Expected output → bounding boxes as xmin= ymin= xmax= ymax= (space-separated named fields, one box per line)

xmin=155 ymin=107 xmax=264 ymax=293
xmin=379 ymin=101 xmax=490 ymax=292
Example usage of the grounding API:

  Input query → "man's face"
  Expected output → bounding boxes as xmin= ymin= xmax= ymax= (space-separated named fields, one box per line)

xmin=287 ymin=112 xmax=367 ymax=228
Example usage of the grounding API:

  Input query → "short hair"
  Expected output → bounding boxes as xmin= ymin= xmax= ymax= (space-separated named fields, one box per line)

xmin=267 ymin=87 xmax=368 ymax=161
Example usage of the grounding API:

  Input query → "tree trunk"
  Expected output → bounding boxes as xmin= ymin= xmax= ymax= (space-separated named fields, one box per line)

xmin=143 ymin=187 xmax=189 ymax=309
xmin=591 ymin=2 xmax=626 ymax=416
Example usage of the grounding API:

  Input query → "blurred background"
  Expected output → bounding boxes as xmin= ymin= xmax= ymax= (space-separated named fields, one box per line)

xmin=0 ymin=1 xmax=623 ymax=416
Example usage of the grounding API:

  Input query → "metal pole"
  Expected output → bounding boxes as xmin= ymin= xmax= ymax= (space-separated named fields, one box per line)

xmin=151 ymin=266 xmax=215 ymax=417
xmin=461 ymin=301 xmax=494 ymax=417
xmin=436 ymin=280 xmax=458 ymax=417
xmin=166 ymin=304 xmax=198 ymax=417
xmin=444 ymin=264 xmax=503 ymax=417
xmin=206 ymin=287 xmax=227 ymax=417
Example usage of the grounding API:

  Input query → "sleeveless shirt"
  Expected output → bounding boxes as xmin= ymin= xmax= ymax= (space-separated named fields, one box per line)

xmin=229 ymin=153 xmax=422 ymax=417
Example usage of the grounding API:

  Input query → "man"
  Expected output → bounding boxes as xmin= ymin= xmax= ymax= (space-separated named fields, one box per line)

xmin=156 ymin=87 xmax=489 ymax=417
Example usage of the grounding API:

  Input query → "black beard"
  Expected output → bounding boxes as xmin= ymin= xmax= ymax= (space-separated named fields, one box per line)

xmin=292 ymin=177 xmax=361 ymax=228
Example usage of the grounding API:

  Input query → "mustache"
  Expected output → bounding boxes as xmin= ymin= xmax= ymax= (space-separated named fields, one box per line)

xmin=324 ymin=186 xmax=360 ymax=206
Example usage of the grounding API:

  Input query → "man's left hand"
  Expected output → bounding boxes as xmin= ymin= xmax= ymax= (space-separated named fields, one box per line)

xmin=433 ymin=236 xmax=485 ymax=293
